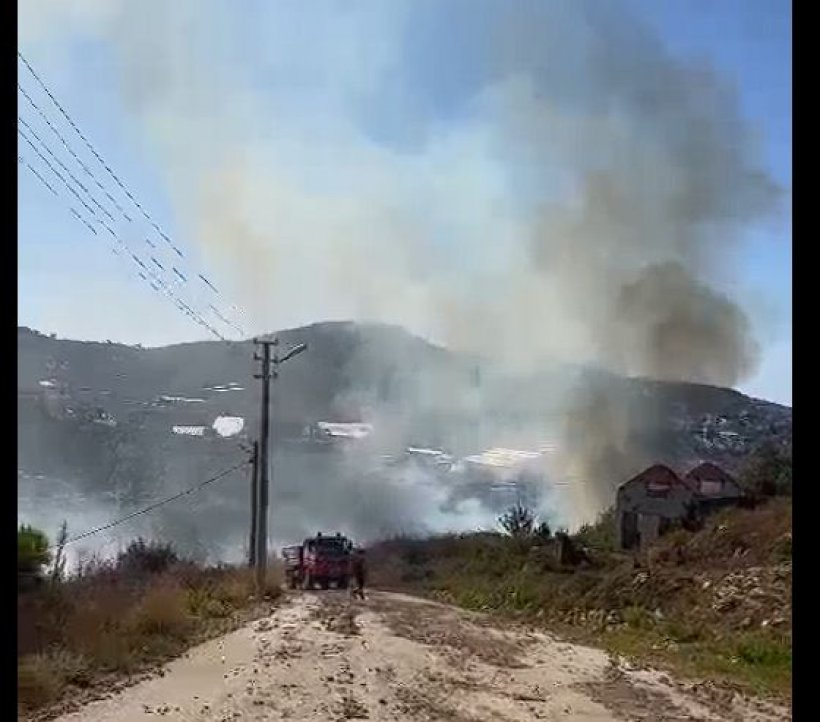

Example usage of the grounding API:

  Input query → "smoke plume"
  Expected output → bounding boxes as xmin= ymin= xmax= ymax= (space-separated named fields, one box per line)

xmin=20 ymin=0 xmax=781 ymax=532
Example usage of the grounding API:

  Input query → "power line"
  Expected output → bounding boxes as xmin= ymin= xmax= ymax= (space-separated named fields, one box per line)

xmin=18 ymin=123 xmax=130 ymax=246
xmin=18 ymin=123 xmax=226 ymax=340
xmin=20 ymin=130 xmax=204 ymax=333
xmin=18 ymin=84 xmax=244 ymax=340
xmin=18 ymin=97 xmax=216 ymax=331
xmin=18 ymin=51 xmax=247 ymax=336
xmin=19 ymin=114 xmax=117 ymax=224
xmin=18 ymin=154 xmax=58 ymax=198
xmin=51 ymin=461 xmax=250 ymax=550
xmin=18 ymin=81 xmax=129 ymax=220
xmin=19 ymin=52 xmax=139 ymax=224
xmin=18 ymin=126 xmax=100 ymax=223
xmin=18 ymin=153 xmax=103 ymax=238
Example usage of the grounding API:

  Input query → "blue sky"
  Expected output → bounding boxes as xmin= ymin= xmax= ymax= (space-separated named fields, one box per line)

xmin=18 ymin=0 xmax=790 ymax=404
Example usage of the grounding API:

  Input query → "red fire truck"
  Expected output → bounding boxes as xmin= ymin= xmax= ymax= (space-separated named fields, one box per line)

xmin=281 ymin=532 xmax=353 ymax=590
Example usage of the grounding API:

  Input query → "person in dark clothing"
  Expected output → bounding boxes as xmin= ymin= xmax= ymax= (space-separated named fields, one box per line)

xmin=350 ymin=548 xmax=366 ymax=600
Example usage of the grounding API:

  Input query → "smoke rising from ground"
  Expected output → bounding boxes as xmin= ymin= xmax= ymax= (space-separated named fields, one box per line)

xmin=20 ymin=1 xmax=782 ymax=537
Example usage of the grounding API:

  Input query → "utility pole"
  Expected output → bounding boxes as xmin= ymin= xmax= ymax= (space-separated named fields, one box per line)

xmin=253 ymin=338 xmax=275 ymax=593
xmin=253 ymin=336 xmax=307 ymax=594
xmin=248 ymin=440 xmax=259 ymax=568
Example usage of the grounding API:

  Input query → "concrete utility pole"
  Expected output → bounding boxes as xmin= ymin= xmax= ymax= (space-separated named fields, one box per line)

xmin=252 ymin=336 xmax=307 ymax=594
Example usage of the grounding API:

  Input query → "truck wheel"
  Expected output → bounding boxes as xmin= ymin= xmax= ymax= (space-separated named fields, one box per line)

xmin=320 ymin=578 xmax=329 ymax=590
xmin=339 ymin=575 xmax=349 ymax=590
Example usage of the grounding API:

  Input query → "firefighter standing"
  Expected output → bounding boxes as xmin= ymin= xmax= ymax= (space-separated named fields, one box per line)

xmin=350 ymin=548 xmax=366 ymax=600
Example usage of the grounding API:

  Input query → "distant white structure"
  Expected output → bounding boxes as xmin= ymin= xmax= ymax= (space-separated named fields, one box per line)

xmin=158 ymin=395 xmax=206 ymax=404
xmin=204 ymin=382 xmax=245 ymax=392
xmin=405 ymin=447 xmax=454 ymax=471
xmin=318 ymin=422 xmax=373 ymax=439
xmin=213 ymin=416 xmax=245 ymax=437
xmin=406 ymin=446 xmax=446 ymax=458
xmin=172 ymin=425 xmax=206 ymax=436
xmin=459 ymin=448 xmax=546 ymax=486
xmin=462 ymin=448 xmax=543 ymax=470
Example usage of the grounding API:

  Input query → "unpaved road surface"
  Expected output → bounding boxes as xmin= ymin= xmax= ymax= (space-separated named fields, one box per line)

xmin=53 ymin=591 xmax=789 ymax=721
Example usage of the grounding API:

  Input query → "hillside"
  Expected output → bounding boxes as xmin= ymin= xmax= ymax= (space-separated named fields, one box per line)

xmin=17 ymin=322 xmax=791 ymax=555
xmin=17 ymin=322 xmax=792 ymax=463
xmin=18 ymin=322 xmax=449 ymax=427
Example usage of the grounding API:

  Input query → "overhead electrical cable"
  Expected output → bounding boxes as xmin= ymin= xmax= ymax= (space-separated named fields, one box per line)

xmin=19 ymin=51 xmax=247 ymax=337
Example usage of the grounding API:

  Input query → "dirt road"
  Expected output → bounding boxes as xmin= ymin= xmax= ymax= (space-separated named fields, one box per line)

xmin=52 ymin=591 xmax=789 ymax=722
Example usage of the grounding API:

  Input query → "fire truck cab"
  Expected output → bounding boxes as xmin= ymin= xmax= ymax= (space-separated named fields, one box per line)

xmin=282 ymin=532 xmax=353 ymax=590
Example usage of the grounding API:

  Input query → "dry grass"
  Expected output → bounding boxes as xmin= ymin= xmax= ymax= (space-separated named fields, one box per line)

xmin=17 ymin=557 xmax=282 ymax=714
xmin=648 ymin=498 xmax=792 ymax=570
xmin=18 ymin=650 xmax=91 ymax=708
xmin=128 ymin=582 xmax=192 ymax=637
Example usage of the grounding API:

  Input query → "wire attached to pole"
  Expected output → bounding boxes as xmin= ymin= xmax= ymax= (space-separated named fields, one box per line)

xmin=51 ymin=461 xmax=250 ymax=550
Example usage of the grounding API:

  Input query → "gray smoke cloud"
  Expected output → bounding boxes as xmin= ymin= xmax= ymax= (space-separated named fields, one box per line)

xmin=20 ymin=0 xmax=782 ymax=535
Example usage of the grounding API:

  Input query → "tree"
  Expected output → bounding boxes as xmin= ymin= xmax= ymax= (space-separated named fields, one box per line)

xmin=534 ymin=521 xmax=552 ymax=542
xmin=50 ymin=520 xmax=69 ymax=584
xmin=498 ymin=504 xmax=535 ymax=538
xmin=18 ymin=525 xmax=50 ymax=582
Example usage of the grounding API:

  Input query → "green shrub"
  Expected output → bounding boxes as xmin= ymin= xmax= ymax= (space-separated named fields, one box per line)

xmin=740 ymin=443 xmax=792 ymax=498
xmin=663 ymin=619 xmax=702 ymax=643
xmin=18 ymin=525 xmax=50 ymax=579
xmin=622 ymin=605 xmax=654 ymax=630
xmin=117 ymin=539 xmax=179 ymax=576
xmin=734 ymin=634 xmax=792 ymax=669
xmin=574 ymin=508 xmax=616 ymax=552
xmin=535 ymin=521 xmax=552 ymax=541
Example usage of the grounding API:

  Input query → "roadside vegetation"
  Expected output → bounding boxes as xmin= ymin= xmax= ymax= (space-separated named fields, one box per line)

xmin=368 ymin=447 xmax=792 ymax=699
xmin=17 ymin=531 xmax=281 ymax=716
